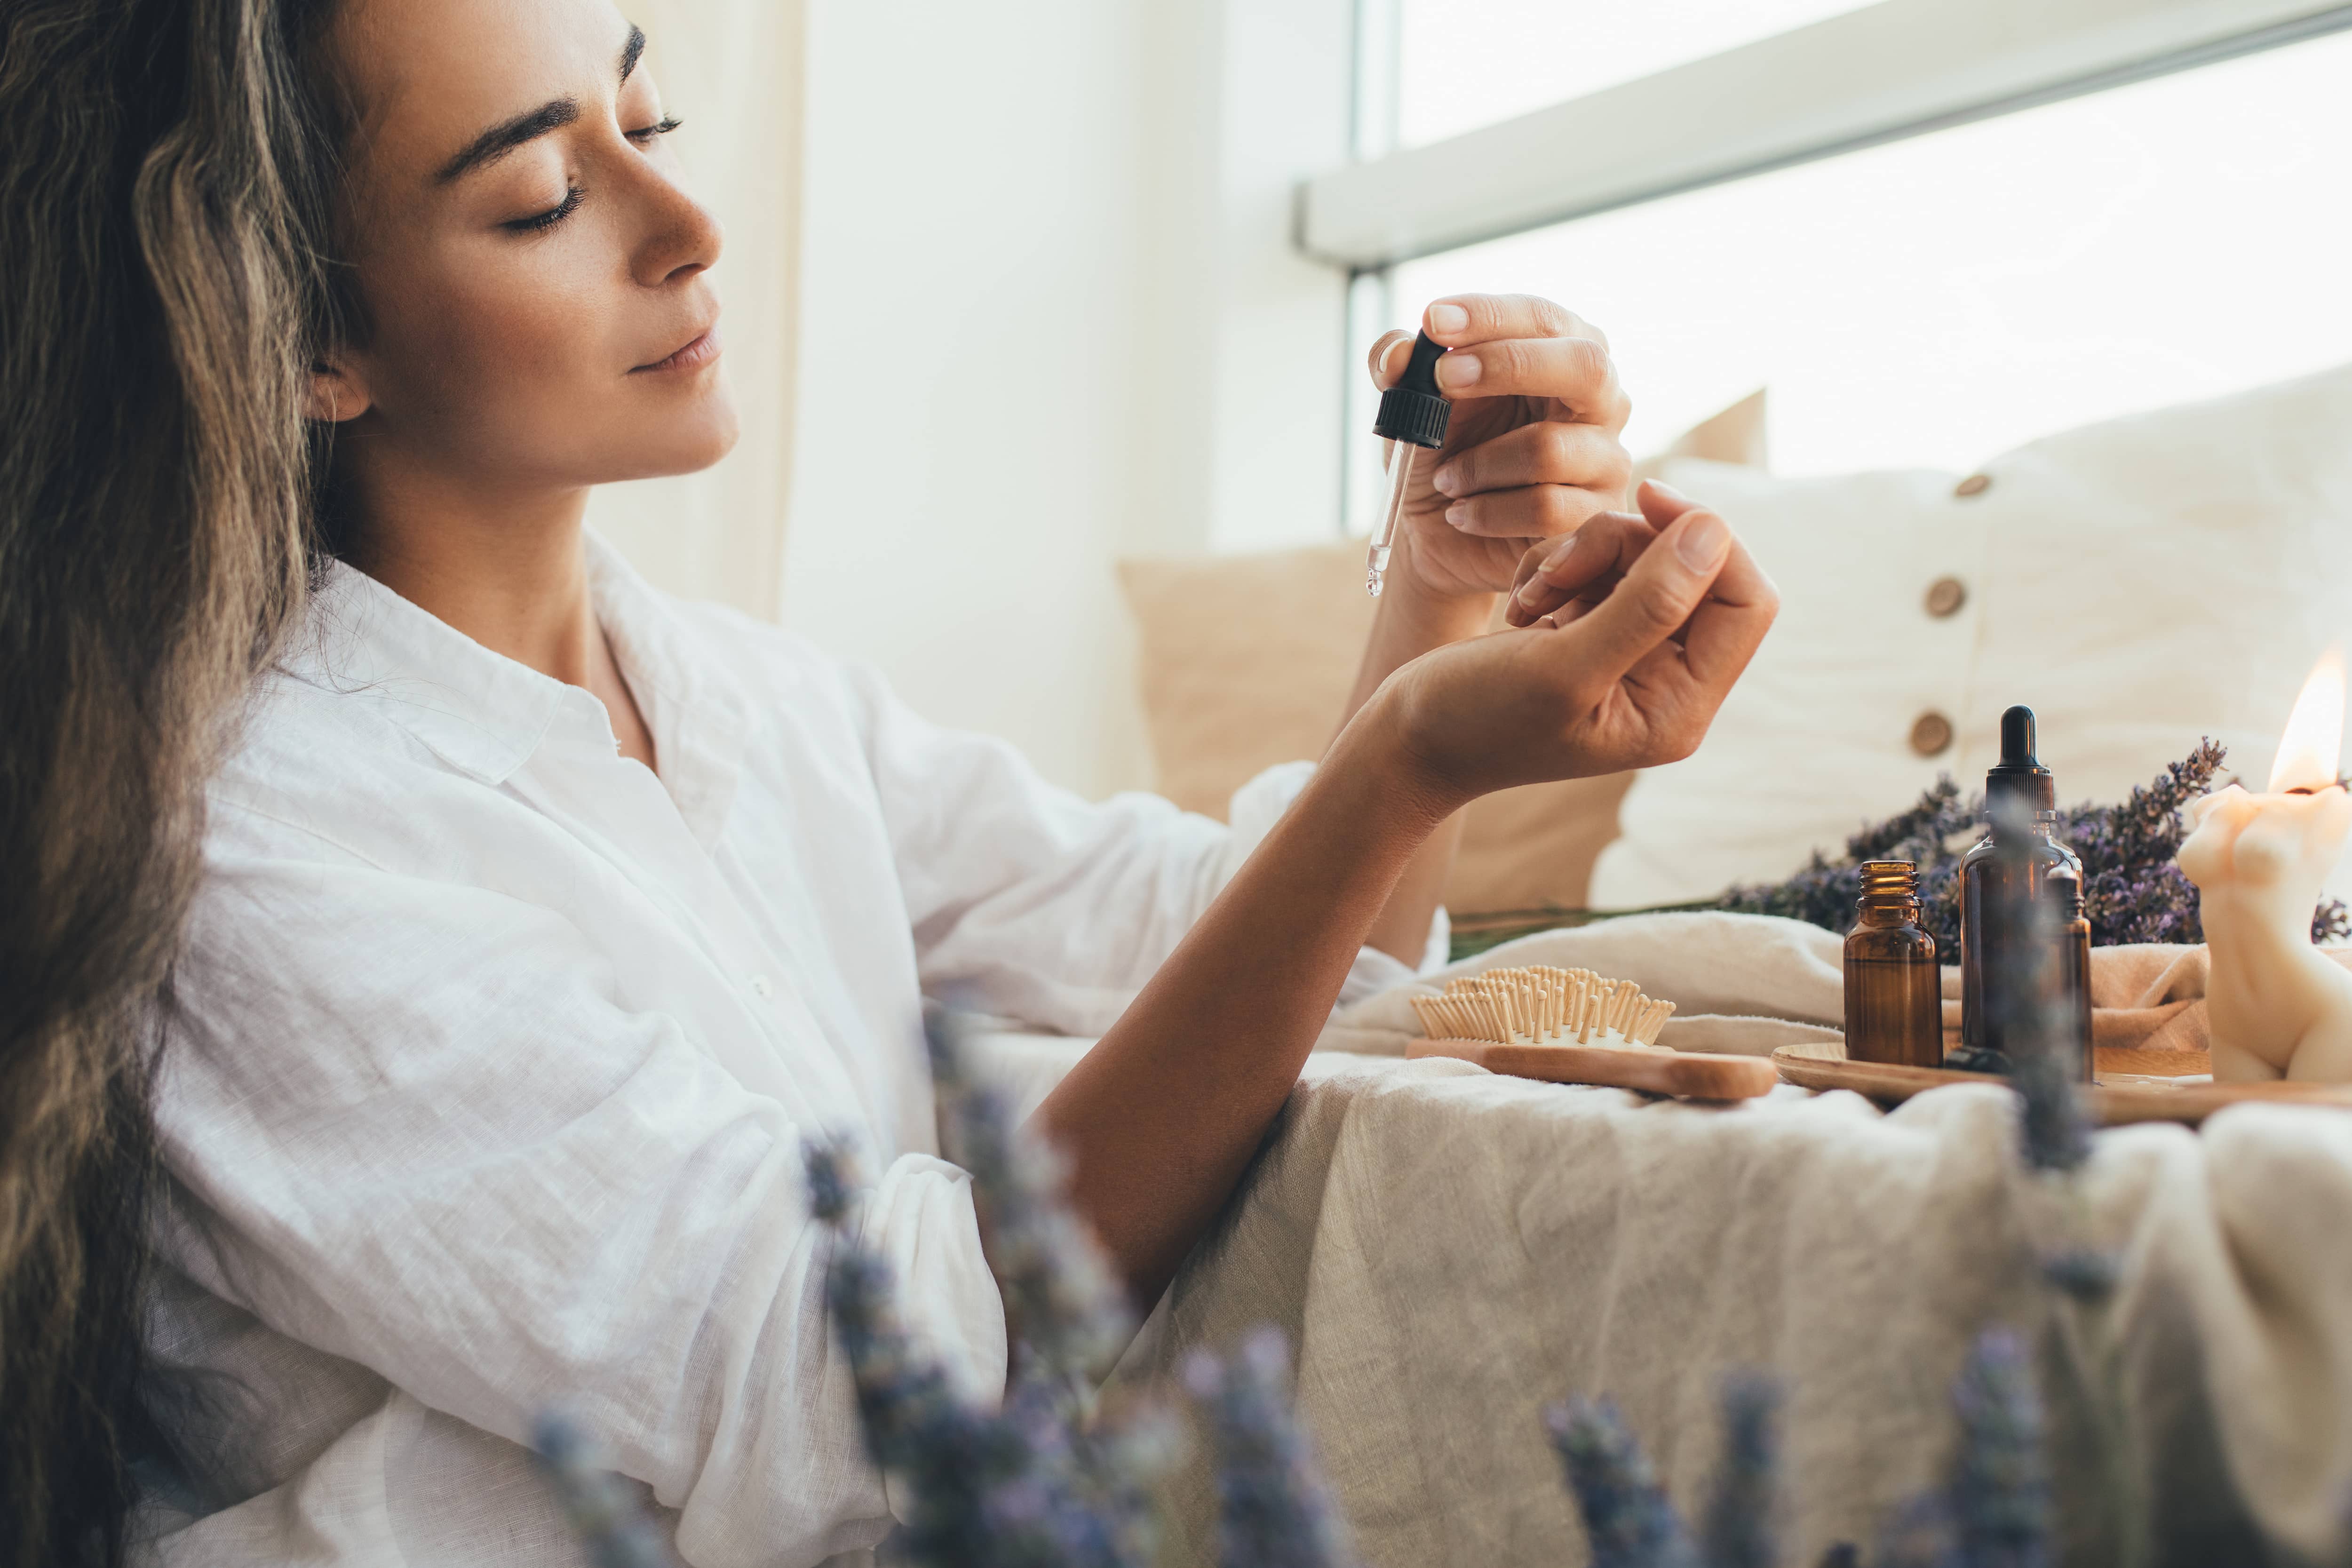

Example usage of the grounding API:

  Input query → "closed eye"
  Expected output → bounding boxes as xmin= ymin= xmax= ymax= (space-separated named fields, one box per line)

xmin=627 ymin=115 xmax=683 ymax=146
xmin=504 ymin=186 xmax=585 ymax=234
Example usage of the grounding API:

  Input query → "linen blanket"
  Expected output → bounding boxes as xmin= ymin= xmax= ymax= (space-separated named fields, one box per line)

xmin=972 ymin=912 xmax=2352 ymax=1567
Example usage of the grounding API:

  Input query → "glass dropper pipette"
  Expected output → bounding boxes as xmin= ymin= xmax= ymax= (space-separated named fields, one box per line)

xmin=1366 ymin=331 xmax=1454 ymax=597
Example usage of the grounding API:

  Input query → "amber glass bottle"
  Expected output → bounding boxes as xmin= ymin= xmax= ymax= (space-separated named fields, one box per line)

xmin=1958 ymin=706 xmax=2086 ymax=1068
xmin=1844 ymin=860 xmax=1943 ymax=1067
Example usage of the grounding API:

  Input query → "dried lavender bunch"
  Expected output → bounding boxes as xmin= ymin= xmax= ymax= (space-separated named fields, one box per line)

xmin=1183 ymin=1329 xmax=1357 ymax=1568
xmin=530 ymin=1410 xmax=675 ymax=1568
xmin=1720 ymin=775 xmax=1973 ymax=950
xmin=1545 ymin=1394 xmax=1700 ymax=1568
xmin=1722 ymin=740 xmax=2350 ymax=947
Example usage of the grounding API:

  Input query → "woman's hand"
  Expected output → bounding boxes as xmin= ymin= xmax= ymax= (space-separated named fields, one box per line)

xmin=1369 ymin=481 xmax=1778 ymax=809
xmin=1368 ymin=294 xmax=1632 ymax=603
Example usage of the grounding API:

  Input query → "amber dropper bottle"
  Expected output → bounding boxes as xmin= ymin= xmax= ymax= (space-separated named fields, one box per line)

xmin=1956 ymin=705 xmax=2088 ymax=1072
xmin=1844 ymin=860 xmax=1943 ymax=1067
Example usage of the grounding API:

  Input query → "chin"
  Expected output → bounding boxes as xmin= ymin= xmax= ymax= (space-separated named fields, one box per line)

xmin=601 ymin=389 xmax=742 ymax=481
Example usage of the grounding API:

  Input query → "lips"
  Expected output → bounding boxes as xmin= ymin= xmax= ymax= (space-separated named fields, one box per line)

xmin=633 ymin=323 xmax=722 ymax=374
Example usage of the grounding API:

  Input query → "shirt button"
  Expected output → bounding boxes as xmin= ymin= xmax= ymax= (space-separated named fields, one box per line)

xmin=749 ymin=975 xmax=774 ymax=999
xmin=1910 ymin=711 xmax=1955 ymax=757
xmin=1924 ymin=576 xmax=1968 ymax=618
xmin=1954 ymin=473 xmax=1991 ymax=498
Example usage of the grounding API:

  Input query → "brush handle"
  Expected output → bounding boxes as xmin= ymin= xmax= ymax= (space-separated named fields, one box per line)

xmin=1406 ymin=1037 xmax=1779 ymax=1100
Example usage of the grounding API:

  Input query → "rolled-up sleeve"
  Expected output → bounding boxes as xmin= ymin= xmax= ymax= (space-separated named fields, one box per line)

xmin=162 ymin=808 xmax=1005 ymax=1567
xmin=843 ymin=664 xmax=1444 ymax=1035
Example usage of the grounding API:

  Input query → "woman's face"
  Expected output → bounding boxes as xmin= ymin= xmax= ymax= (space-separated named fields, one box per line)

xmin=318 ymin=0 xmax=737 ymax=493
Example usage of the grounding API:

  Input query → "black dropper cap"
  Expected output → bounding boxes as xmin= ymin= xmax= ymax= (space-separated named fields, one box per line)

xmin=1375 ymin=331 xmax=1453 ymax=450
xmin=1985 ymin=705 xmax=2056 ymax=814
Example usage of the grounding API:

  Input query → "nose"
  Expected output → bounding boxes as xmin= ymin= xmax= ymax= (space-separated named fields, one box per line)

xmin=628 ymin=159 xmax=723 ymax=289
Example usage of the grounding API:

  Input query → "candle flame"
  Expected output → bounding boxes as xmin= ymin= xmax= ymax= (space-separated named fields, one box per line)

xmin=2268 ymin=646 xmax=2347 ymax=792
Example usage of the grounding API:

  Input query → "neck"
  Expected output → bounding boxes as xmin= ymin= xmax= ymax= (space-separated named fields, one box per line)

xmin=344 ymin=461 xmax=600 ymax=685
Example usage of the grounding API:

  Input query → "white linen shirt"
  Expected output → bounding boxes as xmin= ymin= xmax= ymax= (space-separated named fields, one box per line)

xmin=137 ymin=536 xmax=1437 ymax=1568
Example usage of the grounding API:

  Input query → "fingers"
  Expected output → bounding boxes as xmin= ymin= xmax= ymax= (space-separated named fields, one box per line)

xmin=1558 ymin=494 xmax=1741 ymax=688
xmin=1423 ymin=294 xmax=1606 ymax=352
xmin=1503 ymin=511 xmax=1655 ymax=627
xmin=1367 ymin=329 xmax=1414 ymax=390
xmin=1637 ymin=482 xmax=1779 ymax=693
xmin=1431 ymin=333 xmax=1630 ymax=429
xmin=1431 ymin=420 xmax=1630 ymax=502
xmin=1444 ymin=485 xmax=1619 ymax=542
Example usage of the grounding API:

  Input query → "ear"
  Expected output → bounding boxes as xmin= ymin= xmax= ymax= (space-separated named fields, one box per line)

xmin=304 ymin=352 xmax=373 ymax=424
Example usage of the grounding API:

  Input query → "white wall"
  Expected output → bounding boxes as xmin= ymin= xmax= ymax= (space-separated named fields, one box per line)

xmin=778 ymin=0 xmax=1354 ymax=799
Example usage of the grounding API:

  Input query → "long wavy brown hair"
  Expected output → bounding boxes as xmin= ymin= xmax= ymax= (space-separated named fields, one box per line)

xmin=0 ymin=0 xmax=348 ymax=1559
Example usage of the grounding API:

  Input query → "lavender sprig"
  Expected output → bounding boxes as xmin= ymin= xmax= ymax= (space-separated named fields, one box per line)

xmin=1545 ymin=1395 xmax=1700 ymax=1568
xmin=1947 ymin=1331 xmax=2050 ymax=1568
xmin=1183 ymin=1329 xmax=1357 ymax=1568
xmin=530 ymin=1411 xmax=675 ymax=1568
xmin=1701 ymin=1375 xmax=1780 ymax=1568
xmin=927 ymin=1011 xmax=1132 ymax=1392
xmin=926 ymin=1011 xmax=1164 ymax=1559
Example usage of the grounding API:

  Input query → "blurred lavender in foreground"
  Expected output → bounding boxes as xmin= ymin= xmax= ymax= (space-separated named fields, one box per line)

xmin=1182 ymin=1329 xmax=1357 ymax=1568
xmin=1551 ymin=1331 xmax=2049 ymax=1568
xmin=926 ymin=1011 xmax=1132 ymax=1392
xmin=1702 ymin=1375 xmax=1781 ymax=1568
xmin=1948 ymin=1331 xmax=2050 ymax=1568
xmin=529 ymin=1411 xmax=674 ymax=1568
xmin=792 ymin=1008 xmax=1174 ymax=1568
xmin=1546 ymin=1395 xmax=1698 ymax=1568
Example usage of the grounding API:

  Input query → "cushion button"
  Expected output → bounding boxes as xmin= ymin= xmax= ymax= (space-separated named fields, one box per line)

xmin=1909 ymin=711 xmax=1955 ymax=756
xmin=1954 ymin=473 xmax=1991 ymax=498
xmin=1924 ymin=577 xmax=1968 ymax=618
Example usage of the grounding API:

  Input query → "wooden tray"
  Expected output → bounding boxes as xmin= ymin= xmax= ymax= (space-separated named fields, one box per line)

xmin=1409 ymin=1037 xmax=1779 ymax=1100
xmin=1771 ymin=1042 xmax=2352 ymax=1127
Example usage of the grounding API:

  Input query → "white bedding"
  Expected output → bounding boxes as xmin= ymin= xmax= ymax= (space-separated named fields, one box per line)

xmin=969 ymin=913 xmax=2352 ymax=1566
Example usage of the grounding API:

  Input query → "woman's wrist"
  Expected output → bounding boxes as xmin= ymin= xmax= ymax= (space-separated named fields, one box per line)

xmin=1326 ymin=680 xmax=1474 ymax=836
xmin=1381 ymin=567 xmax=1499 ymax=648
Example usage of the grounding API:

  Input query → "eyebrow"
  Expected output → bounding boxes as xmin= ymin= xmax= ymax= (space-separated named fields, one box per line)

xmin=432 ymin=24 xmax=649 ymax=186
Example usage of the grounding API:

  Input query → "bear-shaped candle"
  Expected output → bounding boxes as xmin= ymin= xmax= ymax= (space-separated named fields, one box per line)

xmin=2177 ymin=649 xmax=2352 ymax=1082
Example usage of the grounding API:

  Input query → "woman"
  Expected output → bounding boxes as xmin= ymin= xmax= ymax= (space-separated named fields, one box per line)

xmin=1 ymin=0 xmax=1775 ymax=1562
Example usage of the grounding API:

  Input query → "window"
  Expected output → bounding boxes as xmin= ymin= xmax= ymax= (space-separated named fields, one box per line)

xmin=1331 ymin=0 xmax=2352 ymax=524
xmin=1394 ymin=28 xmax=2352 ymax=476
xmin=1397 ymin=0 xmax=1875 ymax=149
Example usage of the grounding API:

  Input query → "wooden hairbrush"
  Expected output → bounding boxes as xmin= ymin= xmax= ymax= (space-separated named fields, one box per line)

xmin=1405 ymin=964 xmax=1778 ymax=1101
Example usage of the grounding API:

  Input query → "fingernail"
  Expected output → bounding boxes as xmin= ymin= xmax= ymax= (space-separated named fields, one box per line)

xmin=1431 ymin=465 xmax=1460 ymax=496
xmin=1675 ymin=509 xmax=1729 ymax=570
xmin=1646 ymin=478 xmax=1688 ymax=501
xmin=1541 ymin=530 xmax=1583 ymax=574
xmin=1427 ymin=302 xmax=1470 ymax=336
xmin=1436 ymin=352 xmax=1481 ymax=391
xmin=1515 ymin=575 xmax=1550 ymax=609
xmin=1445 ymin=501 xmax=1471 ymax=530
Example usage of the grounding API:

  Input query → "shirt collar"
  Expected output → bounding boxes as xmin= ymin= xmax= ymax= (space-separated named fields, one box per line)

xmin=280 ymin=533 xmax=753 ymax=844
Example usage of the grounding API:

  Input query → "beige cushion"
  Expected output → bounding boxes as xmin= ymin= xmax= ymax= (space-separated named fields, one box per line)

xmin=1118 ymin=394 xmax=1766 ymax=916
xmin=1594 ymin=361 xmax=2352 ymax=909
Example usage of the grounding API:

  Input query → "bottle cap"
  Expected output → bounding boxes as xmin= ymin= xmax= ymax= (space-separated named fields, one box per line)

xmin=1985 ymin=705 xmax=2055 ymax=814
xmin=1374 ymin=331 xmax=1453 ymax=450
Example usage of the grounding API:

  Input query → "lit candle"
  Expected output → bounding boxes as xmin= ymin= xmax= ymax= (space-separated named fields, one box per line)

xmin=2176 ymin=649 xmax=2352 ymax=1082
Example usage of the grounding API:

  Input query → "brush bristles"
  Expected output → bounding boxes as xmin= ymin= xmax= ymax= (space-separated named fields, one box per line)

xmin=1408 ymin=965 xmax=1677 ymax=1050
